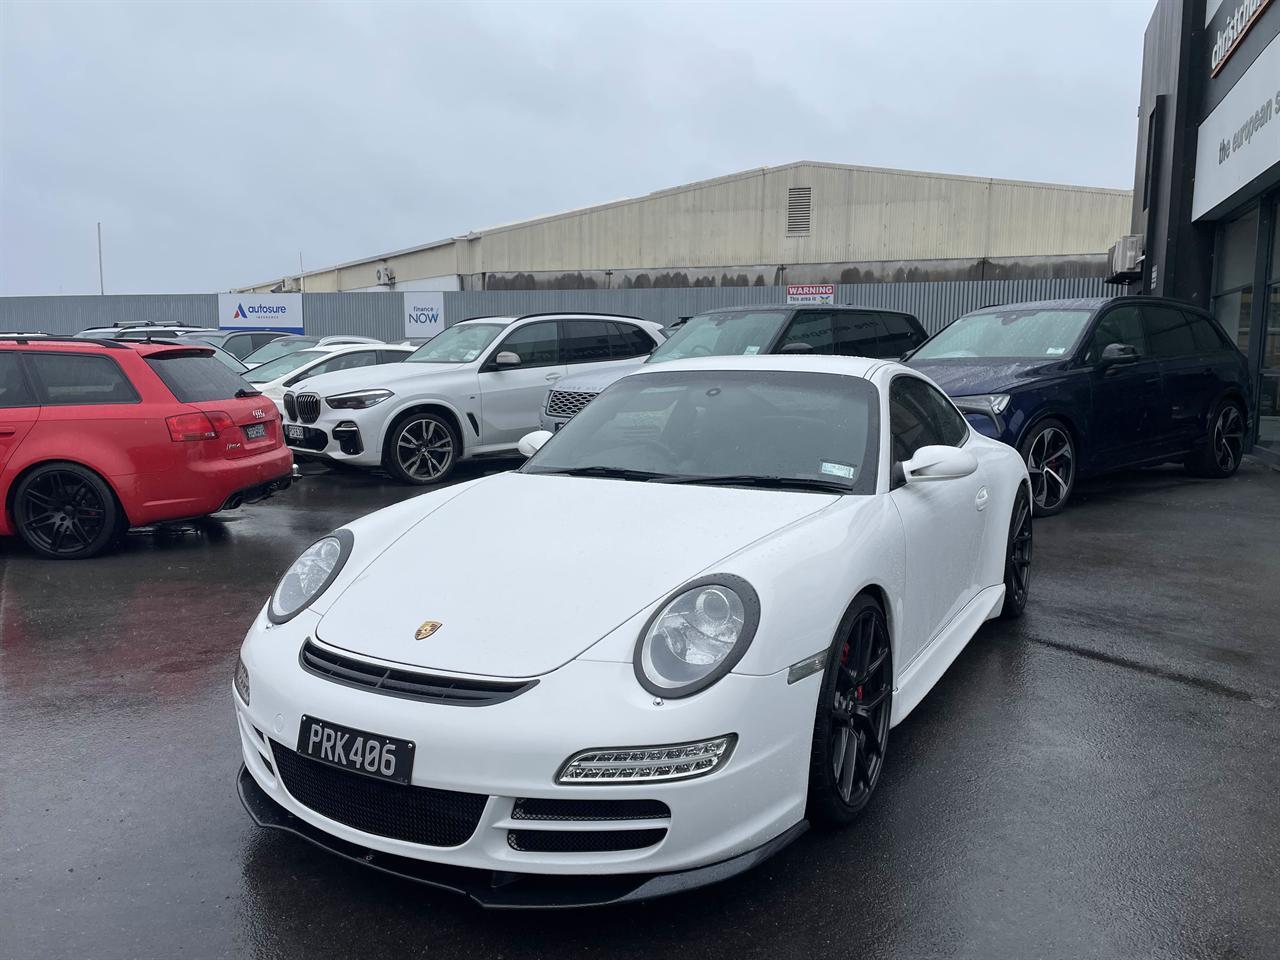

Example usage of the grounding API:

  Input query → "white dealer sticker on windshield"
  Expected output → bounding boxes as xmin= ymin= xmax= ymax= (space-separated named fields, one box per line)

xmin=821 ymin=461 xmax=856 ymax=480
xmin=743 ymin=345 xmax=761 ymax=355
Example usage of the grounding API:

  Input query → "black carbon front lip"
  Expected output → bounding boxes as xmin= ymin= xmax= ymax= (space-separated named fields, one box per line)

xmin=237 ymin=764 xmax=807 ymax=909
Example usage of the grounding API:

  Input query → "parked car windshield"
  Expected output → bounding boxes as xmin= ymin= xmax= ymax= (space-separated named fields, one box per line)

xmin=647 ymin=311 xmax=790 ymax=363
xmin=524 ymin=369 xmax=879 ymax=494
xmin=912 ymin=308 xmax=1093 ymax=360
xmin=407 ymin=323 xmax=505 ymax=363
xmin=245 ymin=349 xmax=327 ymax=383
xmin=243 ymin=337 xmax=318 ymax=366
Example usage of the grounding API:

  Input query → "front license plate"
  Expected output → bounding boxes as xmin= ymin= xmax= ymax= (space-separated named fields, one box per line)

xmin=243 ymin=423 xmax=267 ymax=440
xmin=284 ymin=424 xmax=305 ymax=441
xmin=297 ymin=715 xmax=414 ymax=784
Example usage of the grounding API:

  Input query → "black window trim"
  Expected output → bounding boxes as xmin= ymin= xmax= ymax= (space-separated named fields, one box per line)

xmin=22 ymin=351 xmax=142 ymax=407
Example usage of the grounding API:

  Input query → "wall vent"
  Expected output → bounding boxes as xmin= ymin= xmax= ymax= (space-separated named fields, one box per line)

xmin=786 ymin=187 xmax=812 ymax=236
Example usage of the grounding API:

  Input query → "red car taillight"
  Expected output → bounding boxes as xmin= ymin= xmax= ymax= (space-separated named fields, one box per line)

xmin=166 ymin=411 xmax=235 ymax=441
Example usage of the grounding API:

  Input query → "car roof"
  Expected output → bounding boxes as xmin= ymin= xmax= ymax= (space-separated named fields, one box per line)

xmin=0 ymin=335 xmax=217 ymax=358
xmin=621 ymin=353 xmax=894 ymax=381
xmin=692 ymin=304 xmax=913 ymax=316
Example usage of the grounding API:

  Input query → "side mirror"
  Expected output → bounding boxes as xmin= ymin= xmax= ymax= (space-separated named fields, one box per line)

xmin=1099 ymin=342 xmax=1139 ymax=365
xmin=900 ymin=444 xmax=979 ymax=483
xmin=517 ymin=429 xmax=553 ymax=458
xmin=779 ymin=341 xmax=813 ymax=354
xmin=494 ymin=351 xmax=522 ymax=368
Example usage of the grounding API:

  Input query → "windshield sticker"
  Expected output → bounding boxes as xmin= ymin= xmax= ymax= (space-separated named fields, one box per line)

xmin=743 ymin=345 xmax=761 ymax=355
xmin=463 ymin=350 xmax=480 ymax=361
xmin=1046 ymin=347 xmax=1066 ymax=355
xmin=820 ymin=461 xmax=856 ymax=480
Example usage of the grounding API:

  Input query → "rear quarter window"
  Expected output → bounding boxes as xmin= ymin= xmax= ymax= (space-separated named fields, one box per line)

xmin=0 ymin=353 xmax=37 ymax=407
xmin=28 ymin=353 xmax=140 ymax=405
xmin=146 ymin=353 xmax=253 ymax=401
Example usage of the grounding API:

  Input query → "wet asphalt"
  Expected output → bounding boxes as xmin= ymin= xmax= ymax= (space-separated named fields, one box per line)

xmin=2 ymin=458 xmax=1278 ymax=960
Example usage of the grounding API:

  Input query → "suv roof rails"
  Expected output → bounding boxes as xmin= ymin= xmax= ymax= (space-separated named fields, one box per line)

xmin=0 ymin=334 xmax=129 ymax=349
xmin=515 ymin=311 xmax=651 ymax=323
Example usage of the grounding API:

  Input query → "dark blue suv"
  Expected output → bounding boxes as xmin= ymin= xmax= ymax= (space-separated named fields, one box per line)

xmin=909 ymin=297 xmax=1251 ymax=516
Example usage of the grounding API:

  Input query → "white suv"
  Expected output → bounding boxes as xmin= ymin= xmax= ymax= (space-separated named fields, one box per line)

xmin=280 ymin=313 xmax=664 ymax=484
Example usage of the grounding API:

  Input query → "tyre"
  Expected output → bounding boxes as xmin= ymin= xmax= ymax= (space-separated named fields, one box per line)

xmin=12 ymin=462 xmax=122 ymax=560
xmin=999 ymin=486 xmax=1033 ymax=619
xmin=807 ymin=594 xmax=893 ymax=827
xmin=1185 ymin=399 xmax=1245 ymax=479
xmin=1019 ymin=418 xmax=1075 ymax=517
xmin=381 ymin=411 xmax=459 ymax=485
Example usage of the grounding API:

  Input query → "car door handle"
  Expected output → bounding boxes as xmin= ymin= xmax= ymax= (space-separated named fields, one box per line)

xmin=975 ymin=487 xmax=989 ymax=511
xmin=545 ymin=373 xmax=562 ymax=382
xmin=0 ymin=426 xmax=16 ymax=437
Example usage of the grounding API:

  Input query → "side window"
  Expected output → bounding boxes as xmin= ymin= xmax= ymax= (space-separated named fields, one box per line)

xmin=560 ymin=320 xmax=613 ymax=364
xmin=1086 ymin=306 xmax=1147 ymax=363
xmin=0 ymin=354 xmax=37 ymax=407
xmin=609 ymin=323 xmax=655 ymax=359
xmin=879 ymin=315 xmax=925 ymax=357
xmin=777 ymin=311 xmax=834 ymax=354
xmin=250 ymin=333 xmax=282 ymax=351
xmin=379 ymin=349 xmax=410 ymax=364
xmin=831 ymin=312 xmax=882 ymax=358
xmin=28 ymin=353 xmax=140 ymax=405
xmin=313 ymin=351 xmax=378 ymax=375
xmin=889 ymin=376 xmax=968 ymax=462
xmin=493 ymin=321 xmax=559 ymax=368
xmin=1143 ymin=305 xmax=1198 ymax=359
xmin=1186 ymin=311 xmax=1231 ymax=353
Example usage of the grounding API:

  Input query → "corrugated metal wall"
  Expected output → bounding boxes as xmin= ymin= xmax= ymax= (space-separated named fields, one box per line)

xmin=0 ymin=277 xmax=1108 ymax=340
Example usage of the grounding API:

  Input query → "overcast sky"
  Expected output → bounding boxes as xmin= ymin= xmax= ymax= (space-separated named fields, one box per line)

xmin=0 ymin=0 xmax=1155 ymax=296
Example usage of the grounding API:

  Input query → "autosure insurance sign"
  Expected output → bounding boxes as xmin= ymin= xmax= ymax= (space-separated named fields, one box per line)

xmin=404 ymin=292 xmax=445 ymax=339
xmin=786 ymin=284 xmax=835 ymax=305
xmin=217 ymin=293 xmax=303 ymax=332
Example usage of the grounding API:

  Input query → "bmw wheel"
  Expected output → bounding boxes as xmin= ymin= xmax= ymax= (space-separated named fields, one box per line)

xmin=807 ymin=594 xmax=893 ymax=826
xmin=1186 ymin=399 xmax=1245 ymax=479
xmin=999 ymin=486 xmax=1033 ymax=619
xmin=1019 ymin=418 xmax=1075 ymax=517
xmin=382 ymin=411 xmax=458 ymax=485
xmin=13 ymin=462 xmax=121 ymax=560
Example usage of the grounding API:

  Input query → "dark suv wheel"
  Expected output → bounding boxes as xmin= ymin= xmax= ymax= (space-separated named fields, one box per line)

xmin=13 ymin=462 xmax=122 ymax=559
xmin=1186 ymin=399 xmax=1245 ymax=479
xmin=1019 ymin=418 xmax=1075 ymax=517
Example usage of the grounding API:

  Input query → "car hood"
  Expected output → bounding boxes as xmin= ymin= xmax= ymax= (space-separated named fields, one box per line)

xmin=907 ymin=358 xmax=1067 ymax=396
xmin=316 ymin=471 xmax=838 ymax=677
xmin=552 ymin=360 xmax=647 ymax=395
xmin=291 ymin=361 xmax=466 ymax=396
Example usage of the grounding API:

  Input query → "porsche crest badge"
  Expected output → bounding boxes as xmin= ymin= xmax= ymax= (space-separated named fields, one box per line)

xmin=414 ymin=620 xmax=443 ymax=641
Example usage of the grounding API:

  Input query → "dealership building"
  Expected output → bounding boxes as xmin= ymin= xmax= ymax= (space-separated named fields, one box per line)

xmin=238 ymin=162 xmax=1131 ymax=295
xmin=1130 ymin=0 xmax=1280 ymax=460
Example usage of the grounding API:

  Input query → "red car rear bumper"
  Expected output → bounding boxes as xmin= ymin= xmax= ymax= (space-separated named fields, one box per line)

xmin=119 ymin=445 xmax=295 ymax=526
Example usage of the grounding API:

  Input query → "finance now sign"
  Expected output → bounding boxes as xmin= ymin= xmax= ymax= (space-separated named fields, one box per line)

xmin=786 ymin=284 xmax=835 ymax=305
xmin=403 ymin=292 xmax=445 ymax=339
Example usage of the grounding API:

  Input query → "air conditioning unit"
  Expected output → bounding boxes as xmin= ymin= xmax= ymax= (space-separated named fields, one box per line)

xmin=376 ymin=266 xmax=396 ymax=286
xmin=282 ymin=277 xmax=301 ymax=293
xmin=1105 ymin=235 xmax=1144 ymax=285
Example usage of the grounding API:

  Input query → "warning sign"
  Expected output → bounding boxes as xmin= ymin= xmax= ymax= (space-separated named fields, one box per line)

xmin=786 ymin=284 xmax=835 ymax=305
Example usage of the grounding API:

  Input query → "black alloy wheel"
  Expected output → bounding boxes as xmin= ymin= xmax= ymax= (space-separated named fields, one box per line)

xmin=1186 ymin=400 xmax=1245 ymax=479
xmin=382 ymin=412 xmax=458 ymax=485
xmin=13 ymin=463 xmax=120 ymax=559
xmin=808 ymin=595 xmax=893 ymax=825
xmin=1020 ymin=418 xmax=1075 ymax=517
xmin=1000 ymin=487 xmax=1033 ymax=619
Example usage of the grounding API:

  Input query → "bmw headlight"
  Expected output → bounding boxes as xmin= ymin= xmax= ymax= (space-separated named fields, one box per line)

xmin=267 ymin=529 xmax=354 ymax=624
xmin=326 ymin=389 xmax=393 ymax=410
xmin=633 ymin=575 xmax=760 ymax=698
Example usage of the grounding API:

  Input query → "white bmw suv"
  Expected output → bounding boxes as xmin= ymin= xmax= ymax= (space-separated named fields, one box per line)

xmin=281 ymin=313 xmax=664 ymax=484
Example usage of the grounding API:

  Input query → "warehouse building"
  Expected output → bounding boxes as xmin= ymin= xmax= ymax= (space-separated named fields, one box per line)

xmin=238 ymin=161 xmax=1132 ymax=295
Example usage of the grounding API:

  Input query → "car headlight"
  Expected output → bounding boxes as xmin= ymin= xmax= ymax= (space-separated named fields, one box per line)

xmin=953 ymin=393 xmax=1011 ymax=415
xmin=326 ymin=389 xmax=393 ymax=410
xmin=268 ymin=529 xmax=354 ymax=624
xmin=633 ymin=575 xmax=760 ymax=698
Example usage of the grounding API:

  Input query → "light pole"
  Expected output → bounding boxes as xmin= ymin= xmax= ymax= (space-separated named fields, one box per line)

xmin=97 ymin=222 xmax=104 ymax=295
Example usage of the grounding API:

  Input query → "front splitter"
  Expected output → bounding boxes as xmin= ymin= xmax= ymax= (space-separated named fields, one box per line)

xmin=237 ymin=764 xmax=807 ymax=909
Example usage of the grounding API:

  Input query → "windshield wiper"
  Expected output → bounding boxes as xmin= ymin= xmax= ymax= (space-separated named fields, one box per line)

xmin=530 ymin=465 xmax=684 ymax=482
xmin=657 ymin=474 xmax=852 ymax=494
xmin=235 ymin=388 xmax=263 ymax=398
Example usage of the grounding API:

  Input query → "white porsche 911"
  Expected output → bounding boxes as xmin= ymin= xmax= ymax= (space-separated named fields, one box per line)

xmin=234 ymin=355 xmax=1032 ymax=908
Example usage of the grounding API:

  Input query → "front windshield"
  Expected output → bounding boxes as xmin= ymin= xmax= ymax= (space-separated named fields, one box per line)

xmin=913 ymin=308 xmax=1093 ymax=360
xmin=407 ymin=323 xmax=504 ymax=363
xmin=647 ymin=311 xmax=790 ymax=363
xmin=244 ymin=337 xmax=317 ymax=365
xmin=245 ymin=349 xmax=326 ymax=383
xmin=524 ymin=369 xmax=879 ymax=494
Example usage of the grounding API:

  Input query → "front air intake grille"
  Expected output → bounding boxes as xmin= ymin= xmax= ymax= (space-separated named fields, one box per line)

xmin=507 ymin=828 xmax=667 ymax=853
xmin=271 ymin=743 xmax=486 ymax=847
xmin=301 ymin=639 xmax=536 ymax=706
xmin=296 ymin=393 xmax=321 ymax=424
xmin=545 ymin=389 xmax=598 ymax=421
xmin=283 ymin=392 xmax=298 ymax=421
xmin=512 ymin=798 xmax=671 ymax=822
